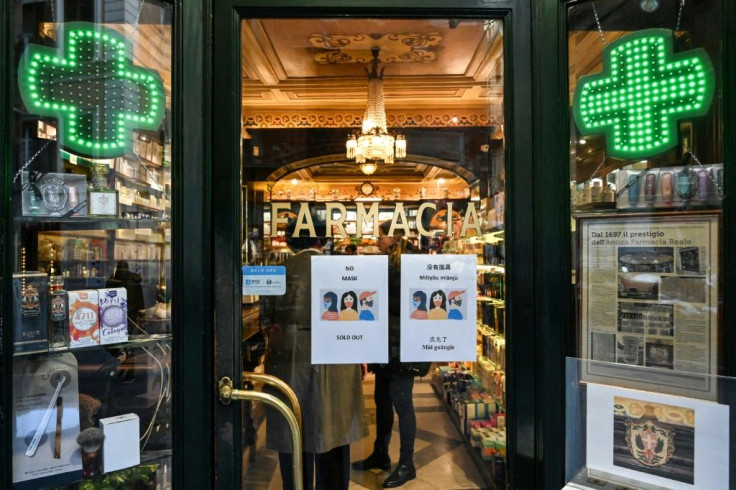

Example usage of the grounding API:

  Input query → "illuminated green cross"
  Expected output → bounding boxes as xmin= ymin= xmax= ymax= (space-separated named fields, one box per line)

xmin=573 ymin=29 xmax=714 ymax=160
xmin=18 ymin=22 xmax=165 ymax=158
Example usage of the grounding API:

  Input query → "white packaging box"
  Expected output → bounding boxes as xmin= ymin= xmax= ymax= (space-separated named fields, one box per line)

xmin=98 ymin=287 xmax=129 ymax=345
xmin=100 ymin=413 xmax=140 ymax=473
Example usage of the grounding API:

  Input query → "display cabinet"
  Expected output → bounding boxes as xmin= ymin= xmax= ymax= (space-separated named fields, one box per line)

xmin=5 ymin=5 xmax=175 ymax=488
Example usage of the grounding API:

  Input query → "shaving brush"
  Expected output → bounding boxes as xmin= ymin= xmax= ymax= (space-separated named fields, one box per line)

xmin=77 ymin=427 xmax=105 ymax=478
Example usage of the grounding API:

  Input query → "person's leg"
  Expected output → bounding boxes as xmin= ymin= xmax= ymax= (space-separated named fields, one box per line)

xmin=279 ymin=451 xmax=315 ymax=490
xmin=373 ymin=371 xmax=395 ymax=454
xmin=315 ymin=445 xmax=350 ymax=490
xmin=382 ymin=375 xmax=417 ymax=488
xmin=352 ymin=371 xmax=392 ymax=471
xmin=390 ymin=375 xmax=416 ymax=464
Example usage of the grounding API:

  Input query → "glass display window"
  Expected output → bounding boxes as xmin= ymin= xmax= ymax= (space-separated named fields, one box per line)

xmin=8 ymin=2 xmax=174 ymax=487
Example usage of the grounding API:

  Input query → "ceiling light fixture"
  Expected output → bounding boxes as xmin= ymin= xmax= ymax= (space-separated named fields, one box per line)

xmin=346 ymin=47 xmax=406 ymax=175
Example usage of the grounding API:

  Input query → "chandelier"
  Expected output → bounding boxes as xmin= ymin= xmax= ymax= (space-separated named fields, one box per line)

xmin=346 ymin=48 xmax=406 ymax=174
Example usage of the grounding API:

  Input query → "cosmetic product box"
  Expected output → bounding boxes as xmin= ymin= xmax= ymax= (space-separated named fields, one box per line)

xmin=20 ymin=171 xmax=88 ymax=217
xmin=69 ymin=290 xmax=100 ymax=348
xmin=12 ymin=272 xmax=48 ymax=354
xmin=100 ymin=413 xmax=140 ymax=473
xmin=98 ymin=287 xmax=129 ymax=344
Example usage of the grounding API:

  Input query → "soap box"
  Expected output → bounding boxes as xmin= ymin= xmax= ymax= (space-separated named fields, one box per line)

xmin=98 ymin=287 xmax=128 ymax=344
xmin=100 ymin=413 xmax=140 ymax=473
xmin=68 ymin=290 xmax=100 ymax=348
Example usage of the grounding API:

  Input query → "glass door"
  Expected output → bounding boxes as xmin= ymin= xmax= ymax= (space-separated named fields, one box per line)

xmin=6 ymin=2 xmax=174 ymax=488
xmin=231 ymin=15 xmax=510 ymax=489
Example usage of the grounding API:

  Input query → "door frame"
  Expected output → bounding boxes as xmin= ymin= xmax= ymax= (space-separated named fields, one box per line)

xmin=211 ymin=1 xmax=546 ymax=488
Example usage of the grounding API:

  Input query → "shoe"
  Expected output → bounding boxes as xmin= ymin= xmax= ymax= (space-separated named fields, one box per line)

xmin=382 ymin=462 xmax=416 ymax=487
xmin=351 ymin=452 xmax=391 ymax=471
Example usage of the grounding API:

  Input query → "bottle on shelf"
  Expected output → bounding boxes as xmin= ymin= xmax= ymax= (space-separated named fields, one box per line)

xmin=48 ymin=275 xmax=70 ymax=349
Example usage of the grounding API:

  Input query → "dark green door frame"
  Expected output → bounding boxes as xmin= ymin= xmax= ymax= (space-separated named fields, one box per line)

xmin=210 ymin=1 xmax=562 ymax=488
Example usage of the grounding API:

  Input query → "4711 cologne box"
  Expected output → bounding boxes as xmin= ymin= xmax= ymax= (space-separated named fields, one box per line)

xmin=68 ymin=290 xmax=100 ymax=348
xmin=98 ymin=288 xmax=129 ymax=344
xmin=12 ymin=272 xmax=48 ymax=354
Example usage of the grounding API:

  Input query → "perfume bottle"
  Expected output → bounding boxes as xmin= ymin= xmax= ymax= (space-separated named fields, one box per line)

xmin=48 ymin=276 xmax=70 ymax=349
xmin=627 ymin=175 xmax=640 ymax=207
xmin=644 ymin=173 xmax=657 ymax=206
xmin=697 ymin=169 xmax=710 ymax=202
xmin=676 ymin=169 xmax=698 ymax=203
xmin=660 ymin=172 xmax=673 ymax=205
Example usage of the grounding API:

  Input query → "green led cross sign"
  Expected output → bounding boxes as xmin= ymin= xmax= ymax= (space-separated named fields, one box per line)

xmin=18 ymin=22 xmax=165 ymax=158
xmin=573 ymin=29 xmax=715 ymax=160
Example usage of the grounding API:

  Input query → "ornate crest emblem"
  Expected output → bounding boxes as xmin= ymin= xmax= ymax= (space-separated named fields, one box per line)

xmin=625 ymin=404 xmax=676 ymax=467
xmin=21 ymin=285 xmax=41 ymax=316
xmin=41 ymin=176 xmax=69 ymax=212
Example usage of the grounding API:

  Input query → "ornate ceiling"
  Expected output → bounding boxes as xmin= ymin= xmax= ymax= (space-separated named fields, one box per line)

xmin=240 ymin=18 xmax=504 ymax=130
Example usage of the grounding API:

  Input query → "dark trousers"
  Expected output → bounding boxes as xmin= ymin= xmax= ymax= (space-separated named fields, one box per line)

xmin=374 ymin=371 xmax=416 ymax=464
xmin=279 ymin=444 xmax=350 ymax=490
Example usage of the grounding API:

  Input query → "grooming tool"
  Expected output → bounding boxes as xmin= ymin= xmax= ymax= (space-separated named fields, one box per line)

xmin=77 ymin=427 xmax=105 ymax=478
xmin=25 ymin=374 xmax=66 ymax=456
xmin=54 ymin=397 xmax=63 ymax=459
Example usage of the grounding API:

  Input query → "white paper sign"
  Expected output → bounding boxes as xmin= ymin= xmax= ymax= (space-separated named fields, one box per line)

xmin=311 ymin=255 xmax=388 ymax=364
xmin=586 ymin=383 xmax=729 ymax=489
xmin=242 ymin=265 xmax=286 ymax=296
xmin=400 ymin=254 xmax=477 ymax=361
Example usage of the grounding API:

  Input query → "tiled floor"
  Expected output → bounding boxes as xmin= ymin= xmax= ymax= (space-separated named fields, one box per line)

xmin=243 ymin=375 xmax=486 ymax=489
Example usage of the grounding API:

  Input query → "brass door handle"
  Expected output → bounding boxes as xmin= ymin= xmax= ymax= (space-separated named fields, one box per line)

xmin=242 ymin=372 xmax=302 ymax=430
xmin=218 ymin=376 xmax=303 ymax=490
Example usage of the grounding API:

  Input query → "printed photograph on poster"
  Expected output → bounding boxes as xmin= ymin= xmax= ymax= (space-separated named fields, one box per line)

xmin=311 ymin=255 xmax=388 ymax=364
xmin=586 ymin=383 xmax=728 ymax=489
xmin=617 ymin=273 xmax=660 ymax=300
xmin=616 ymin=334 xmax=644 ymax=366
xmin=660 ymin=277 xmax=706 ymax=304
xmin=618 ymin=247 xmax=674 ymax=273
xmin=319 ymin=289 xmax=378 ymax=321
xmin=617 ymin=302 xmax=674 ymax=336
xmin=677 ymin=247 xmax=705 ymax=275
xmin=645 ymin=339 xmax=674 ymax=370
xmin=400 ymin=255 xmax=477 ymax=362
xmin=408 ymin=289 xmax=467 ymax=320
xmin=590 ymin=332 xmax=616 ymax=362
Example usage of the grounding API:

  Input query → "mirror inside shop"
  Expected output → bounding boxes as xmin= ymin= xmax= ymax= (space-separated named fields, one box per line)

xmin=240 ymin=18 xmax=508 ymax=489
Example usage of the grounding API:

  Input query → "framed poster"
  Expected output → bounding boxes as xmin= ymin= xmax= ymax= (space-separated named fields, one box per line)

xmin=577 ymin=213 xmax=719 ymax=396
xmin=586 ymin=383 xmax=729 ymax=489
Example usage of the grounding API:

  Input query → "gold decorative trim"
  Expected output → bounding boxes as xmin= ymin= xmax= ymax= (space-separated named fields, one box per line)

xmin=242 ymin=111 xmax=501 ymax=129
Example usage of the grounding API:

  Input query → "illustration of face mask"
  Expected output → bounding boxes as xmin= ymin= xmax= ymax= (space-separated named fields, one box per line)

xmin=363 ymin=300 xmax=374 ymax=308
xmin=451 ymin=299 xmax=462 ymax=308
xmin=433 ymin=294 xmax=443 ymax=306
xmin=345 ymin=296 xmax=354 ymax=308
xmin=323 ymin=300 xmax=331 ymax=310
xmin=412 ymin=299 xmax=420 ymax=308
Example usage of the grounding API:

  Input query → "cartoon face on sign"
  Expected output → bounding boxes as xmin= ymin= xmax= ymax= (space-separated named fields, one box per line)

xmin=428 ymin=290 xmax=448 ymax=320
xmin=410 ymin=291 xmax=428 ymax=320
xmin=321 ymin=291 xmax=339 ymax=320
xmin=447 ymin=290 xmax=465 ymax=320
xmin=321 ymin=289 xmax=377 ymax=322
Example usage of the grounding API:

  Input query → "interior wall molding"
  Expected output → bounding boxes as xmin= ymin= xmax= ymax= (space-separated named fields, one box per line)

xmin=241 ymin=110 xmax=501 ymax=129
